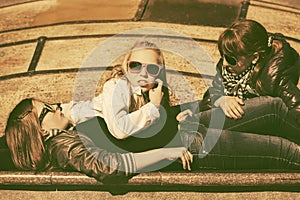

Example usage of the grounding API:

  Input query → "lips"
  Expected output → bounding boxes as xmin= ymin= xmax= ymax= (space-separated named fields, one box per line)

xmin=138 ymin=80 xmax=149 ymax=86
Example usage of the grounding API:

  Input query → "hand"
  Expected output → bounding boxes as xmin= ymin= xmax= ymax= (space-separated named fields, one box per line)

xmin=215 ymin=96 xmax=245 ymax=119
xmin=176 ymin=109 xmax=193 ymax=122
xmin=165 ymin=147 xmax=193 ymax=171
xmin=149 ymin=79 xmax=164 ymax=107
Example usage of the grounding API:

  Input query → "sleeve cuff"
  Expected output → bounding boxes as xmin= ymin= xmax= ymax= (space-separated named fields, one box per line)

xmin=147 ymin=102 xmax=160 ymax=121
xmin=120 ymin=153 xmax=137 ymax=175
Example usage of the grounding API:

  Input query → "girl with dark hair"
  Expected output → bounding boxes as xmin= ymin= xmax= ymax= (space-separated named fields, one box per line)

xmin=191 ymin=19 xmax=300 ymax=143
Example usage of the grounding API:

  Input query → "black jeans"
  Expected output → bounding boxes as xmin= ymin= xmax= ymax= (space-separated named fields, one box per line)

xmin=180 ymin=124 xmax=300 ymax=170
xmin=198 ymin=96 xmax=300 ymax=144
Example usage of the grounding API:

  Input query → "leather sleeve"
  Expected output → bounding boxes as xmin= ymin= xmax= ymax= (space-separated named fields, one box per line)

xmin=277 ymin=65 xmax=300 ymax=122
xmin=48 ymin=131 xmax=136 ymax=183
xmin=200 ymin=59 xmax=225 ymax=111
xmin=259 ymin=44 xmax=300 ymax=122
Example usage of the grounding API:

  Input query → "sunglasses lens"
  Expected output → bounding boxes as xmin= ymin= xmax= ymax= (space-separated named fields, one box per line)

xmin=146 ymin=64 xmax=160 ymax=76
xmin=224 ymin=55 xmax=237 ymax=66
xmin=128 ymin=61 xmax=142 ymax=72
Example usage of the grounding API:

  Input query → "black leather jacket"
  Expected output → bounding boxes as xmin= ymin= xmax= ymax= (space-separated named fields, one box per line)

xmin=201 ymin=37 xmax=300 ymax=122
xmin=47 ymin=130 xmax=136 ymax=183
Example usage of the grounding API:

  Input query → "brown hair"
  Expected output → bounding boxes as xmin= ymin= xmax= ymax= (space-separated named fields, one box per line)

xmin=218 ymin=19 xmax=270 ymax=59
xmin=218 ymin=19 xmax=286 ymax=90
xmin=5 ymin=98 xmax=49 ymax=171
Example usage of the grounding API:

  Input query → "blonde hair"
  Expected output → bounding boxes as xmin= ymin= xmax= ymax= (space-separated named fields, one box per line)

xmin=5 ymin=98 xmax=49 ymax=171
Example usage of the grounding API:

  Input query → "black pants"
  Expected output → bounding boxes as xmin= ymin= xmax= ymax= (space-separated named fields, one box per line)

xmin=76 ymin=96 xmax=300 ymax=170
xmin=75 ymin=110 xmax=182 ymax=153
xmin=198 ymin=96 xmax=300 ymax=144
xmin=180 ymin=125 xmax=300 ymax=170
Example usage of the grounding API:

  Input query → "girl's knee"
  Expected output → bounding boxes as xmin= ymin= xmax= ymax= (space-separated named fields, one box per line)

xmin=271 ymin=97 xmax=287 ymax=112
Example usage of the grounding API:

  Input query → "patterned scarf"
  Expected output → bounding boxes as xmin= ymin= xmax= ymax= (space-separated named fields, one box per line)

xmin=222 ymin=65 xmax=259 ymax=99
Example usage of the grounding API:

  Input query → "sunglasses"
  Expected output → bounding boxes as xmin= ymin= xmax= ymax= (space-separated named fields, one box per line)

xmin=39 ymin=103 xmax=62 ymax=125
xmin=127 ymin=61 xmax=163 ymax=77
xmin=223 ymin=54 xmax=238 ymax=66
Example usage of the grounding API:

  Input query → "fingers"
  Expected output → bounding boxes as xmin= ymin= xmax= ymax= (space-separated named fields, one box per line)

xmin=176 ymin=109 xmax=193 ymax=122
xmin=222 ymin=97 xmax=244 ymax=119
xmin=149 ymin=79 xmax=164 ymax=106
xmin=236 ymin=98 xmax=245 ymax=105
xmin=226 ymin=104 xmax=244 ymax=119
xmin=155 ymin=79 xmax=163 ymax=90
xmin=180 ymin=149 xmax=193 ymax=171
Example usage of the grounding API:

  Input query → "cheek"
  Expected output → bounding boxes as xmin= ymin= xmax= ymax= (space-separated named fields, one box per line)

xmin=55 ymin=117 xmax=69 ymax=130
xmin=235 ymin=62 xmax=249 ymax=73
xmin=147 ymin=76 xmax=156 ymax=83
xmin=44 ymin=114 xmax=69 ymax=130
xmin=126 ymin=73 xmax=138 ymax=84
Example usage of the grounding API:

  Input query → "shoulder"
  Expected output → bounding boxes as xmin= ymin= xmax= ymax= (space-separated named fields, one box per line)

xmin=269 ymin=36 xmax=299 ymax=66
xmin=47 ymin=130 xmax=96 ymax=155
xmin=104 ymin=77 xmax=129 ymax=88
xmin=47 ymin=130 xmax=78 ymax=146
xmin=103 ymin=77 xmax=131 ymax=95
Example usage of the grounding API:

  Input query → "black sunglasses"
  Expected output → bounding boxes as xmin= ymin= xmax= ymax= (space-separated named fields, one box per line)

xmin=223 ymin=54 xmax=238 ymax=66
xmin=39 ymin=103 xmax=62 ymax=125
xmin=127 ymin=61 xmax=163 ymax=77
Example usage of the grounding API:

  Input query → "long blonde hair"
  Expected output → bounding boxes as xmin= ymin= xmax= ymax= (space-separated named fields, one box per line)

xmin=110 ymin=40 xmax=170 ymax=112
xmin=5 ymin=98 xmax=49 ymax=171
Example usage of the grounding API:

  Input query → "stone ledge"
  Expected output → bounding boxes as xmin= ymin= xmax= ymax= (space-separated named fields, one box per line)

xmin=1 ymin=171 xmax=300 ymax=189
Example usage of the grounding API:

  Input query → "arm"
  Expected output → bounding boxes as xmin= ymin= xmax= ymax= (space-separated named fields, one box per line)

xmin=202 ymin=59 xmax=245 ymax=119
xmin=61 ymin=94 xmax=104 ymax=124
xmin=49 ymin=131 xmax=192 ymax=182
xmin=261 ymin=53 xmax=300 ymax=122
xmin=200 ymin=59 xmax=225 ymax=111
xmin=49 ymin=131 xmax=135 ymax=182
xmin=102 ymin=79 xmax=160 ymax=139
xmin=275 ymin=71 xmax=300 ymax=122
xmin=133 ymin=147 xmax=193 ymax=171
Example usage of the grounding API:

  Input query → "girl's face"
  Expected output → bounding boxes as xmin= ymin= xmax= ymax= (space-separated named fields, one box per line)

xmin=222 ymin=54 xmax=254 ymax=76
xmin=33 ymin=100 xmax=70 ymax=131
xmin=126 ymin=49 xmax=163 ymax=92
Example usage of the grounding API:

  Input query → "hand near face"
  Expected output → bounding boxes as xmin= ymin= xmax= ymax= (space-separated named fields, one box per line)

xmin=215 ymin=96 xmax=245 ymax=119
xmin=149 ymin=79 xmax=164 ymax=107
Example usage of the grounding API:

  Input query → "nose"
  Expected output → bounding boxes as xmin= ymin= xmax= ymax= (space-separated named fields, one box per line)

xmin=55 ymin=103 xmax=62 ymax=112
xmin=139 ymin=65 xmax=148 ymax=77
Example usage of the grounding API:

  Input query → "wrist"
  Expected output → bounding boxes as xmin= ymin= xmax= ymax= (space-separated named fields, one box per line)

xmin=214 ymin=96 xmax=223 ymax=107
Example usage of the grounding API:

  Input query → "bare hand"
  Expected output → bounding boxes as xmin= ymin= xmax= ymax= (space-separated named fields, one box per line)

xmin=176 ymin=109 xmax=193 ymax=122
xmin=149 ymin=79 xmax=164 ymax=106
xmin=165 ymin=147 xmax=193 ymax=171
xmin=215 ymin=96 xmax=245 ymax=119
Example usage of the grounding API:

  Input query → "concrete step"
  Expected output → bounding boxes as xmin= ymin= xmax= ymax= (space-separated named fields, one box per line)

xmin=1 ymin=170 xmax=300 ymax=192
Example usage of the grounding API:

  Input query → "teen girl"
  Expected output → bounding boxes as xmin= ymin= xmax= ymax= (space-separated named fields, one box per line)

xmin=186 ymin=19 xmax=300 ymax=144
